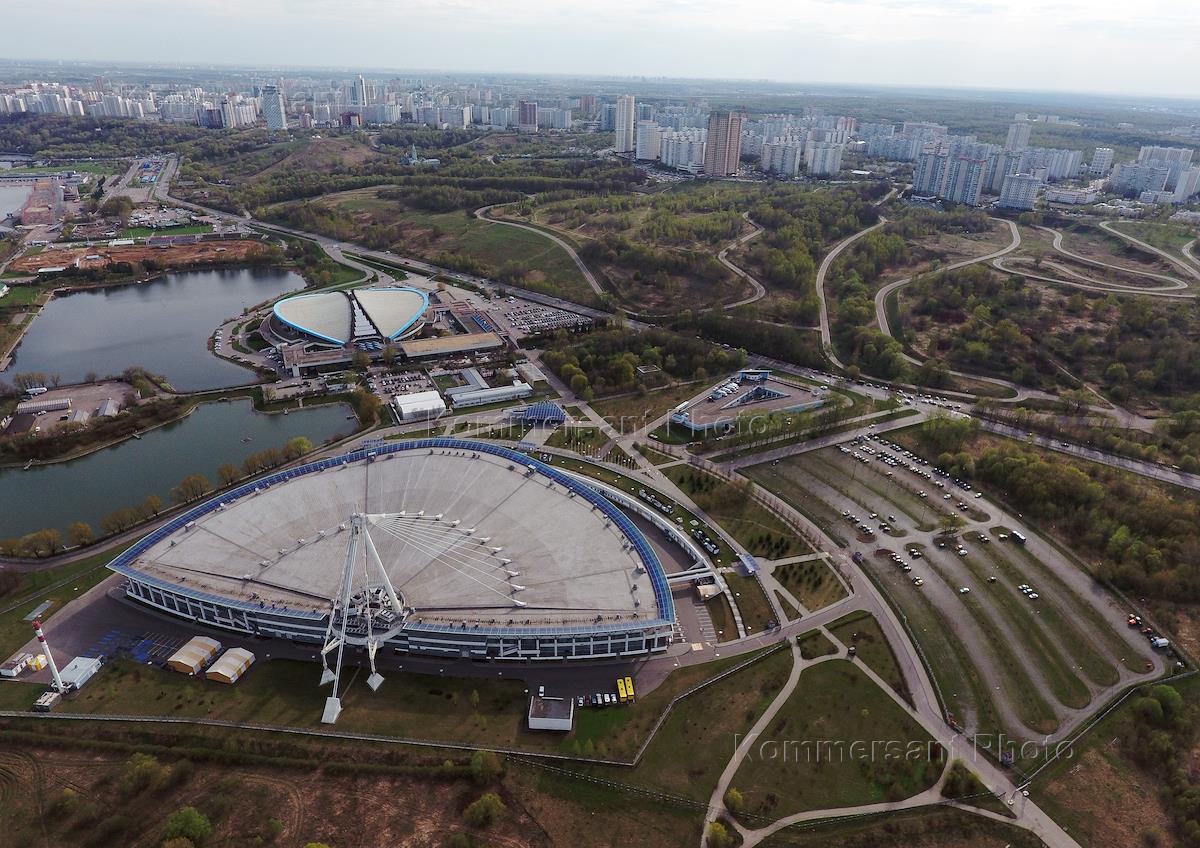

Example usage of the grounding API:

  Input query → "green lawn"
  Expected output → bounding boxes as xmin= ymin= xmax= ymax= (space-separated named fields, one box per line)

xmin=0 ymin=284 xmax=48 ymax=307
xmin=544 ymin=424 xmax=609 ymax=456
xmin=662 ymin=464 xmax=810 ymax=561
xmin=828 ymin=611 xmax=913 ymax=706
xmin=120 ymin=224 xmax=213 ymax=238
xmin=590 ymin=383 xmax=706 ymax=434
xmin=796 ymin=629 xmax=837 ymax=659
xmin=724 ymin=571 xmax=778 ymax=635
xmin=729 ymin=660 xmax=941 ymax=819
xmin=774 ymin=590 xmax=802 ymax=622
xmin=773 ymin=559 xmax=848 ymax=611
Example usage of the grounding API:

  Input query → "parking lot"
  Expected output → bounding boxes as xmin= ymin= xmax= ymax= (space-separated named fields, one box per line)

xmin=749 ymin=432 xmax=1161 ymax=745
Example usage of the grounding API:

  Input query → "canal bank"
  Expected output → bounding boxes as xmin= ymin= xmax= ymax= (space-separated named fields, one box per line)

xmin=0 ymin=396 xmax=357 ymax=539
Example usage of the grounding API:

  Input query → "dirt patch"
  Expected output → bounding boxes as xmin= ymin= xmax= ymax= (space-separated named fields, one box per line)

xmin=9 ymin=239 xmax=275 ymax=274
xmin=256 ymin=136 xmax=385 ymax=179
xmin=1041 ymin=747 xmax=1171 ymax=847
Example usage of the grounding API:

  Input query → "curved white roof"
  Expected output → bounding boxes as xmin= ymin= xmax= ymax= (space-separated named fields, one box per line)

xmin=273 ymin=286 xmax=428 ymax=345
xmin=130 ymin=449 xmax=656 ymax=628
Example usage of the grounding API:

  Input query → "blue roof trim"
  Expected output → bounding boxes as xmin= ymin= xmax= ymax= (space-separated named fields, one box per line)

xmin=107 ymin=438 xmax=676 ymax=632
xmin=370 ymin=286 xmax=430 ymax=341
xmin=272 ymin=291 xmax=350 ymax=346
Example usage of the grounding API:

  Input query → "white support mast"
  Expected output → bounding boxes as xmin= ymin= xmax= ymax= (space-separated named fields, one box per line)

xmin=318 ymin=513 xmax=411 ymax=724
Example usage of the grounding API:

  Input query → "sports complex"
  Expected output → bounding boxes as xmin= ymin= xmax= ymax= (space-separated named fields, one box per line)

xmin=106 ymin=440 xmax=682 ymax=663
xmin=269 ymin=285 xmax=430 ymax=347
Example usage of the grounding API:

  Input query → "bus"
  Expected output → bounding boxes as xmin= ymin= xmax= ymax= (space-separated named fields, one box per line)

xmin=623 ymin=676 xmax=635 ymax=702
xmin=1011 ymin=531 xmax=1027 ymax=545
xmin=616 ymin=677 xmax=628 ymax=703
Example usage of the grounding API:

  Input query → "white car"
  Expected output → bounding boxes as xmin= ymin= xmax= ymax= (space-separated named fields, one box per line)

xmin=959 ymin=587 xmax=971 ymax=594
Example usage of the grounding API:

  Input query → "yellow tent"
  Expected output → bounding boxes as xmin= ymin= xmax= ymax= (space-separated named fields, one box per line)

xmin=205 ymin=647 xmax=255 ymax=684
xmin=165 ymin=636 xmax=222 ymax=674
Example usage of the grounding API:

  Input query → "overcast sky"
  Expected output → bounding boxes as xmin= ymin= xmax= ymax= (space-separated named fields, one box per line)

xmin=4 ymin=0 xmax=1199 ymax=99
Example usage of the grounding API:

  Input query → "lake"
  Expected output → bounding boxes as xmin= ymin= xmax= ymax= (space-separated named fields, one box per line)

xmin=0 ymin=183 xmax=31 ymax=219
xmin=4 ymin=266 xmax=305 ymax=391
xmin=0 ymin=398 xmax=355 ymax=539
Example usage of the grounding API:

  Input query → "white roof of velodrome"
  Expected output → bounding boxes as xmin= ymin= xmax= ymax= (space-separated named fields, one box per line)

xmin=273 ymin=286 xmax=428 ymax=345
xmin=132 ymin=450 xmax=657 ymax=627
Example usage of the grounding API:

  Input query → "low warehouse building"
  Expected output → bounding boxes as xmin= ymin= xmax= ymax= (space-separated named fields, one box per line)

xmin=59 ymin=656 xmax=103 ymax=691
xmin=166 ymin=636 xmax=222 ymax=674
xmin=528 ymin=696 xmax=574 ymax=731
xmin=205 ymin=647 xmax=255 ymax=684
xmin=393 ymin=390 xmax=447 ymax=420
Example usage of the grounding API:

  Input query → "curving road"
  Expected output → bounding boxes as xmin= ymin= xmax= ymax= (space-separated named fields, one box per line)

xmin=474 ymin=203 xmax=605 ymax=297
xmin=716 ymin=211 xmax=768 ymax=309
xmin=815 ymin=220 xmax=889 ymax=368
xmin=1099 ymin=219 xmax=1200 ymax=284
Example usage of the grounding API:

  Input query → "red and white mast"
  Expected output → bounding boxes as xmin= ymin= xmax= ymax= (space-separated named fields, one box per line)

xmin=32 ymin=619 xmax=65 ymax=693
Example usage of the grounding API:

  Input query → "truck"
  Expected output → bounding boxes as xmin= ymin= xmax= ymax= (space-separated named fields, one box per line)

xmin=1010 ymin=531 xmax=1027 ymax=545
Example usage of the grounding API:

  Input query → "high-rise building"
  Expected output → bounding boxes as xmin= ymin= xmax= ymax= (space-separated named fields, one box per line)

xmin=660 ymin=130 xmax=706 ymax=173
xmin=614 ymin=95 xmax=636 ymax=153
xmin=997 ymin=173 xmax=1041 ymax=210
xmin=1005 ymin=121 xmax=1032 ymax=152
xmin=1173 ymin=167 xmax=1200 ymax=203
xmin=351 ymin=75 xmax=369 ymax=108
xmin=1090 ymin=147 xmax=1114 ymax=176
xmin=1138 ymin=145 xmax=1194 ymax=189
xmin=703 ymin=111 xmax=744 ymax=177
xmin=635 ymin=121 xmax=662 ymax=161
xmin=806 ymin=141 xmax=844 ymax=176
xmin=262 ymin=84 xmax=287 ymax=131
xmin=914 ymin=148 xmax=950 ymax=196
xmin=518 ymin=100 xmax=538 ymax=133
xmin=761 ymin=141 xmax=804 ymax=177
xmin=1110 ymin=162 xmax=1171 ymax=195
xmin=943 ymin=156 xmax=989 ymax=205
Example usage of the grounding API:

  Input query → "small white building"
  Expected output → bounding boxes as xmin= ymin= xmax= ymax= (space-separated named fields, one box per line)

xmin=528 ymin=696 xmax=574 ymax=732
xmin=59 ymin=656 xmax=103 ymax=691
xmin=393 ymin=390 xmax=447 ymax=420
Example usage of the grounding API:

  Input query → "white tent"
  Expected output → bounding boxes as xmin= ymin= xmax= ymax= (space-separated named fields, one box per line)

xmin=165 ymin=636 xmax=222 ymax=674
xmin=205 ymin=647 xmax=256 ymax=684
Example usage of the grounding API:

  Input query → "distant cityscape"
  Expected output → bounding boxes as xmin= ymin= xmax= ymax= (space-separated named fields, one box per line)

xmin=2 ymin=70 xmax=1199 ymax=223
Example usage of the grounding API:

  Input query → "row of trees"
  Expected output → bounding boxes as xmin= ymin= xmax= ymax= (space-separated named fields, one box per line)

xmin=540 ymin=327 xmax=746 ymax=398
xmin=0 ymin=436 xmax=316 ymax=558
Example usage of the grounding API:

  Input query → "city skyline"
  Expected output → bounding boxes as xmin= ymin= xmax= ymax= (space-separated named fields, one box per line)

xmin=2 ymin=0 xmax=1199 ymax=100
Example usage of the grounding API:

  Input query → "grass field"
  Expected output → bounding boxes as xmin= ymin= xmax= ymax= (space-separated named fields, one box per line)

xmin=661 ymin=464 xmax=809 ymax=561
xmin=590 ymin=382 xmax=707 ymax=434
xmin=312 ymin=191 xmax=600 ymax=306
xmin=797 ymin=629 xmax=837 ymax=659
xmin=774 ymin=590 xmax=802 ymax=621
xmin=544 ymin=424 xmax=609 ymax=456
xmin=828 ymin=611 xmax=913 ymax=706
xmin=724 ymin=571 xmax=779 ymax=635
xmin=0 ymin=283 xmax=47 ymax=307
xmin=120 ymin=224 xmax=213 ymax=238
xmin=728 ymin=660 xmax=941 ymax=819
xmin=772 ymin=558 xmax=848 ymax=611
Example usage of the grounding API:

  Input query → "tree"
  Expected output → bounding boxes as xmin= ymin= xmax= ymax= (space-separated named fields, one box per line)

xmin=283 ymin=436 xmax=313 ymax=461
xmin=351 ymin=350 xmax=370 ymax=370
xmin=381 ymin=344 xmax=397 ymax=365
xmin=939 ymin=512 xmax=966 ymax=536
xmin=463 ymin=792 xmax=505 ymax=828
xmin=141 ymin=494 xmax=163 ymax=517
xmin=67 ymin=521 xmax=94 ymax=547
xmin=705 ymin=821 xmax=735 ymax=848
xmin=723 ymin=787 xmax=745 ymax=816
xmin=217 ymin=463 xmax=240 ymax=486
xmin=171 ymin=474 xmax=210 ymax=504
xmin=469 ymin=749 xmax=502 ymax=784
xmin=161 ymin=807 xmax=212 ymax=847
